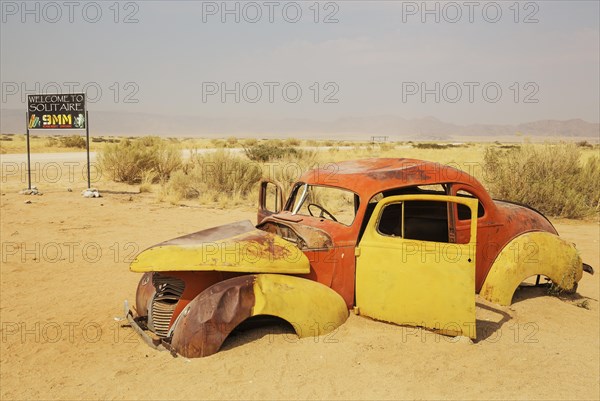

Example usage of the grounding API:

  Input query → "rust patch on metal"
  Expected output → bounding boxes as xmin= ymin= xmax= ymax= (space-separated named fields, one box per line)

xmin=170 ymin=275 xmax=257 ymax=358
xmin=167 ymin=271 xmax=240 ymax=327
xmin=234 ymin=230 xmax=295 ymax=261
xmin=258 ymin=219 xmax=333 ymax=249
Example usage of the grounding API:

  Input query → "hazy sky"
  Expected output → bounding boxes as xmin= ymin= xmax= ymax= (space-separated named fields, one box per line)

xmin=1 ymin=0 xmax=599 ymax=125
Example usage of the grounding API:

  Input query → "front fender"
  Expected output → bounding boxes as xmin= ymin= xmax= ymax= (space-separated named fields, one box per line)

xmin=480 ymin=232 xmax=582 ymax=305
xmin=170 ymin=274 xmax=348 ymax=358
xmin=135 ymin=272 xmax=155 ymax=317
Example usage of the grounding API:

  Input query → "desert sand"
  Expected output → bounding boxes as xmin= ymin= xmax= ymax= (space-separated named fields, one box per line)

xmin=0 ymin=161 xmax=598 ymax=401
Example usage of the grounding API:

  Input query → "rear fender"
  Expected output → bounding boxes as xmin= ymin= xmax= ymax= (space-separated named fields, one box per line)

xmin=170 ymin=274 xmax=348 ymax=358
xmin=480 ymin=232 xmax=582 ymax=305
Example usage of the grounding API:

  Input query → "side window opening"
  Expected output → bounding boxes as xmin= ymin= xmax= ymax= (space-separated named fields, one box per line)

xmin=359 ymin=185 xmax=449 ymax=242
xmin=455 ymin=189 xmax=485 ymax=219
xmin=378 ymin=203 xmax=403 ymax=236
xmin=377 ymin=200 xmax=471 ymax=244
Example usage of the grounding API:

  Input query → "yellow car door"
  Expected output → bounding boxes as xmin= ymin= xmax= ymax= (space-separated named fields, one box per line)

xmin=355 ymin=194 xmax=478 ymax=338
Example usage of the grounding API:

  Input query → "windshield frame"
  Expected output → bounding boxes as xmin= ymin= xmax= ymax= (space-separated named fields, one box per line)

xmin=285 ymin=182 xmax=360 ymax=227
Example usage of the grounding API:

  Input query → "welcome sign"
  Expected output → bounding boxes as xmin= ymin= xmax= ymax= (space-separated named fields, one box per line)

xmin=27 ymin=93 xmax=86 ymax=129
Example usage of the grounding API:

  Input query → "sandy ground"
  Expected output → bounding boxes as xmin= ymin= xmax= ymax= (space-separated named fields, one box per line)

xmin=0 ymin=164 xmax=599 ymax=400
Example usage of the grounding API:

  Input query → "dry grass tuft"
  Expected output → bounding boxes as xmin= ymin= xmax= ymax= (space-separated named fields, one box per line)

xmin=483 ymin=143 xmax=600 ymax=218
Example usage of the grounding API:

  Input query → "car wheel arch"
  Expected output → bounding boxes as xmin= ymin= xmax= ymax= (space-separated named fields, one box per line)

xmin=480 ymin=231 xmax=582 ymax=306
xmin=170 ymin=273 xmax=348 ymax=358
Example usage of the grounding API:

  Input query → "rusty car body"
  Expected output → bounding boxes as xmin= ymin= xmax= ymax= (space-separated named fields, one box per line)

xmin=126 ymin=158 xmax=589 ymax=357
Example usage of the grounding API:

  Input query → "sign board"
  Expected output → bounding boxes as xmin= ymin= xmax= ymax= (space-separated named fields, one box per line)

xmin=27 ymin=93 xmax=86 ymax=129
xmin=24 ymin=92 xmax=92 ymax=190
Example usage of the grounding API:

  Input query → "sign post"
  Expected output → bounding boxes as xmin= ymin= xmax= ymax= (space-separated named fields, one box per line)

xmin=85 ymin=110 xmax=91 ymax=189
xmin=25 ymin=112 xmax=32 ymax=190
xmin=26 ymin=93 xmax=89 ymax=189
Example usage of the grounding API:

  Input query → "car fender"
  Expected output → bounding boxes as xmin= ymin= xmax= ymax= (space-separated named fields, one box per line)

xmin=480 ymin=231 xmax=582 ymax=305
xmin=170 ymin=273 xmax=349 ymax=358
xmin=135 ymin=272 xmax=155 ymax=317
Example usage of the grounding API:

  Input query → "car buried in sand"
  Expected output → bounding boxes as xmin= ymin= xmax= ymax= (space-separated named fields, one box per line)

xmin=124 ymin=158 xmax=592 ymax=358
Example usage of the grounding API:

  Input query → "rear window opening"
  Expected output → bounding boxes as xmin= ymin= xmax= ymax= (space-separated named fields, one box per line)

xmin=455 ymin=189 xmax=485 ymax=219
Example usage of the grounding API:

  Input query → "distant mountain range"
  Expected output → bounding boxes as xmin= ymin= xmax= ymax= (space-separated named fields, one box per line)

xmin=1 ymin=109 xmax=598 ymax=141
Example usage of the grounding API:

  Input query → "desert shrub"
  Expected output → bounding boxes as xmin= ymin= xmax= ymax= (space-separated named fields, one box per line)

xmin=163 ymin=170 xmax=202 ymax=200
xmin=483 ymin=143 xmax=600 ymax=218
xmin=284 ymin=137 xmax=301 ymax=147
xmin=44 ymin=137 xmax=58 ymax=147
xmin=60 ymin=135 xmax=86 ymax=148
xmin=271 ymin=151 xmax=319 ymax=193
xmin=576 ymin=140 xmax=593 ymax=148
xmin=243 ymin=138 xmax=258 ymax=147
xmin=413 ymin=143 xmax=451 ymax=149
xmin=379 ymin=143 xmax=395 ymax=152
xmin=265 ymin=139 xmax=283 ymax=147
xmin=162 ymin=147 xmax=319 ymax=205
xmin=99 ymin=136 xmax=182 ymax=184
xmin=164 ymin=150 xmax=262 ymax=201
xmin=197 ymin=151 xmax=263 ymax=195
xmin=244 ymin=143 xmax=305 ymax=162
xmin=226 ymin=136 xmax=238 ymax=146
xmin=210 ymin=139 xmax=226 ymax=148
xmin=139 ymin=171 xmax=157 ymax=193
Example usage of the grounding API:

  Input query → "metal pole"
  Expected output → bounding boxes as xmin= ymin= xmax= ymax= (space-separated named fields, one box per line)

xmin=85 ymin=110 xmax=91 ymax=189
xmin=26 ymin=112 xmax=31 ymax=190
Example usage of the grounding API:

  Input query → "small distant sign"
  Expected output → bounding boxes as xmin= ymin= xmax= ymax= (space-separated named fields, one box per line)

xmin=27 ymin=93 xmax=86 ymax=129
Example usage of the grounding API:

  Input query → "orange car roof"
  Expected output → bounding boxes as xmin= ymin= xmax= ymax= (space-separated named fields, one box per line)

xmin=299 ymin=158 xmax=483 ymax=198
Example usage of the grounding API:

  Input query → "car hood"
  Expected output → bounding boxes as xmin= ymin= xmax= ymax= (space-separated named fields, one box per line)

xmin=130 ymin=220 xmax=310 ymax=274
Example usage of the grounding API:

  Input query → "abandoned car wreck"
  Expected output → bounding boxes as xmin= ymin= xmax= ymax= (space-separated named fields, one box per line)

xmin=124 ymin=158 xmax=590 ymax=358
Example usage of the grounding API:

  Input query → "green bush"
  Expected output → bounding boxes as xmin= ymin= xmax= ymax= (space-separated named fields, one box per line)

xmin=99 ymin=136 xmax=182 ymax=184
xmin=483 ymin=144 xmax=600 ymax=218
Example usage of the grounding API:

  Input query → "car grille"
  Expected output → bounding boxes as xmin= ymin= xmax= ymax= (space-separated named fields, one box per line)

xmin=148 ymin=274 xmax=185 ymax=338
